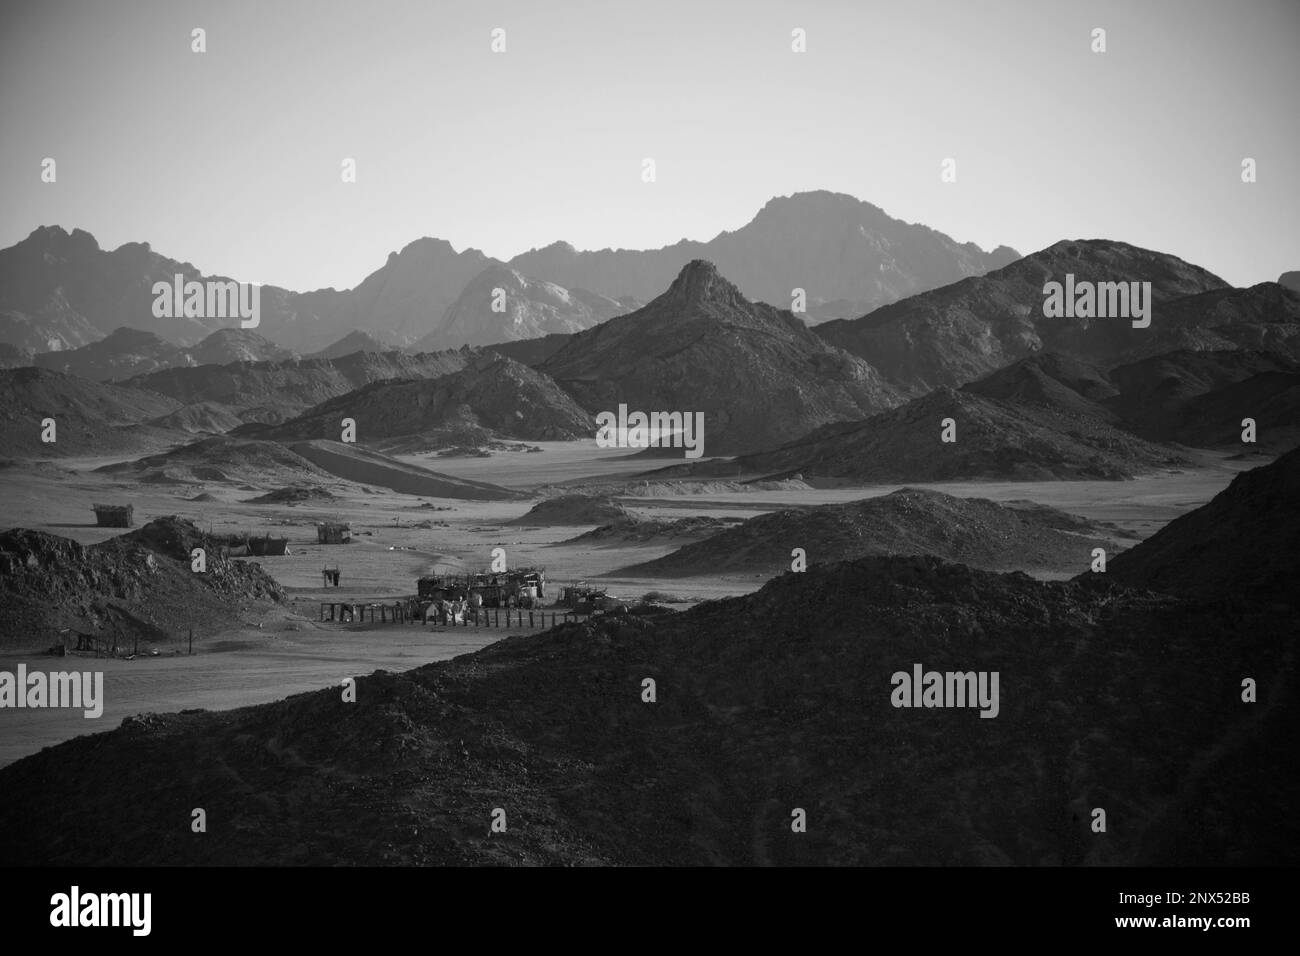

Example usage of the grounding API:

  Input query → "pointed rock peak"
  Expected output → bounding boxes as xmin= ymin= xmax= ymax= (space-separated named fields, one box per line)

xmin=664 ymin=259 xmax=740 ymax=306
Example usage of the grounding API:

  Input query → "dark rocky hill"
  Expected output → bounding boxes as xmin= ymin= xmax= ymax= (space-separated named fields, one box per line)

xmin=257 ymin=352 xmax=591 ymax=443
xmin=0 ymin=367 xmax=181 ymax=457
xmin=0 ymin=516 xmax=283 ymax=651
xmin=815 ymin=239 xmax=1233 ymax=391
xmin=540 ymin=260 xmax=901 ymax=455
xmin=124 ymin=348 xmax=473 ymax=423
xmin=620 ymin=488 xmax=1123 ymax=577
xmin=644 ymin=385 xmax=1185 ymax=483
xmin=0 ymin=553 xmax=1291 ymax=865
xmin=1106 ymin=447 xmax=1300 ymax=603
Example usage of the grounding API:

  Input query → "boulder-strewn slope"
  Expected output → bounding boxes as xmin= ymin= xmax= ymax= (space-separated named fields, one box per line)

xmin=0 ymin=517 xmax=283 ymax=650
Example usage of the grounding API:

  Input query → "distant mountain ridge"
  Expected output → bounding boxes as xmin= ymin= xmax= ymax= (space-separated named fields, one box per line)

xmin=411 ymin=264 xmax=635 ymax=351
xmin=0 ymin=192 xmax=1019 ymax=353
xmin=508 ymin=191 xmax=1019 ymax=317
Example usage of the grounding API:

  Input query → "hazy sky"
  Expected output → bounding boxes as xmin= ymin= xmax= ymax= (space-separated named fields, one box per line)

xmin=2 ymin=0 xmax=1296 ymax=291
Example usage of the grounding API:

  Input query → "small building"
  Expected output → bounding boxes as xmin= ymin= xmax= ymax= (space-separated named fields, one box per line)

xmin=418 ymin=574 xmax=466 ymax=603
xmin=322 ymin=567 xmax=341 ymax=587
xmin=317 ymin=522 xmax=351 ymax=544
xmin=92 ymin=504 xmax=133 ymax=528
xmin=247 ymin=534 xmax=290 ymax=556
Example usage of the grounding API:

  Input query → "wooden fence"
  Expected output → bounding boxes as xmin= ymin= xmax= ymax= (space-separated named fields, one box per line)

xmin=318 ymin=600 xmax=584 ymax=630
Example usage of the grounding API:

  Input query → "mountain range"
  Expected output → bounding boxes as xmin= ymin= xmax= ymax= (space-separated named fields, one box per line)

xmin=0 ymin=192 xmax=1019 ymax=354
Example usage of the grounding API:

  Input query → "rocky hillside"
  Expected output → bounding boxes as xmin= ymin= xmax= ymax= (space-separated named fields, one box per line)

xmin=257 ymin=352 xmax=592 ymax=443
xmin=506 ymin=494 xmax=631 ymax=526
xmin=1133 ymin=283 xmax=1300 ymax=362
xmin=308 ymin=330 xmax=390 ymax=359
xmin=0 ymin=552 xmax=1291 ymax=865
xmin=0 ymin=367 xmax=182 ymax=457
xmin=413 ymin=265 xmax=632 ymax=350
xmin=145 ymin=402 xmax=246 ymax=436
xmin=0 ymin=227 xmax=228 ymax=349
xmin=1106 ymin=447 xmax=1300 ymax=603
xmin=0 ymin=516 xmax=283 ymax=650
xmin=540 ymin=260 xmax=901 ymax=455
xmin=185 ymin=329 xmax=295 ymax=366
xmin=332 ymin=237 xmax=499 ymax=346
xmin=647 ymin=385 xmax=1185 ymax=483
xmin=0 ymin=342 xmax=35 ymax=368
xmin=620 ymin=488 xmax=1123 ymax=577
xmin=487 ymin=332 xmax=577 ymax=367
xmin=1105 ymin=350 xmax=1300 ymax=449
xmin=815 ymin=239 xmax=1233 ymax=391
xmin=96 ymin=437 xmax=337 ymax=487
xmin=124 ymin=348 xmax=473 ymax=423
xmin=33 ymin=327 xmax=188 ymax=381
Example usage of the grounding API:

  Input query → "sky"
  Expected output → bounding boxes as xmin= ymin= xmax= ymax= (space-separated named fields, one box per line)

xmin=1 ymin=0 xmax=1297 ymax=291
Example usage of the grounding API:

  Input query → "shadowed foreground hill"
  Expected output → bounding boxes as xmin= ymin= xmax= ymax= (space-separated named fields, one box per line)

xmin=1106 ymin=446 xmax=1300 ymax=603
xmin=1 ymin=554 xmax=1293 ymax=865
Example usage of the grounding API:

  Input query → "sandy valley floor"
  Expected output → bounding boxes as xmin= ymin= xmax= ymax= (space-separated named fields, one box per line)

xmin=0 ymin=440 xmax=1254 ymax=766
